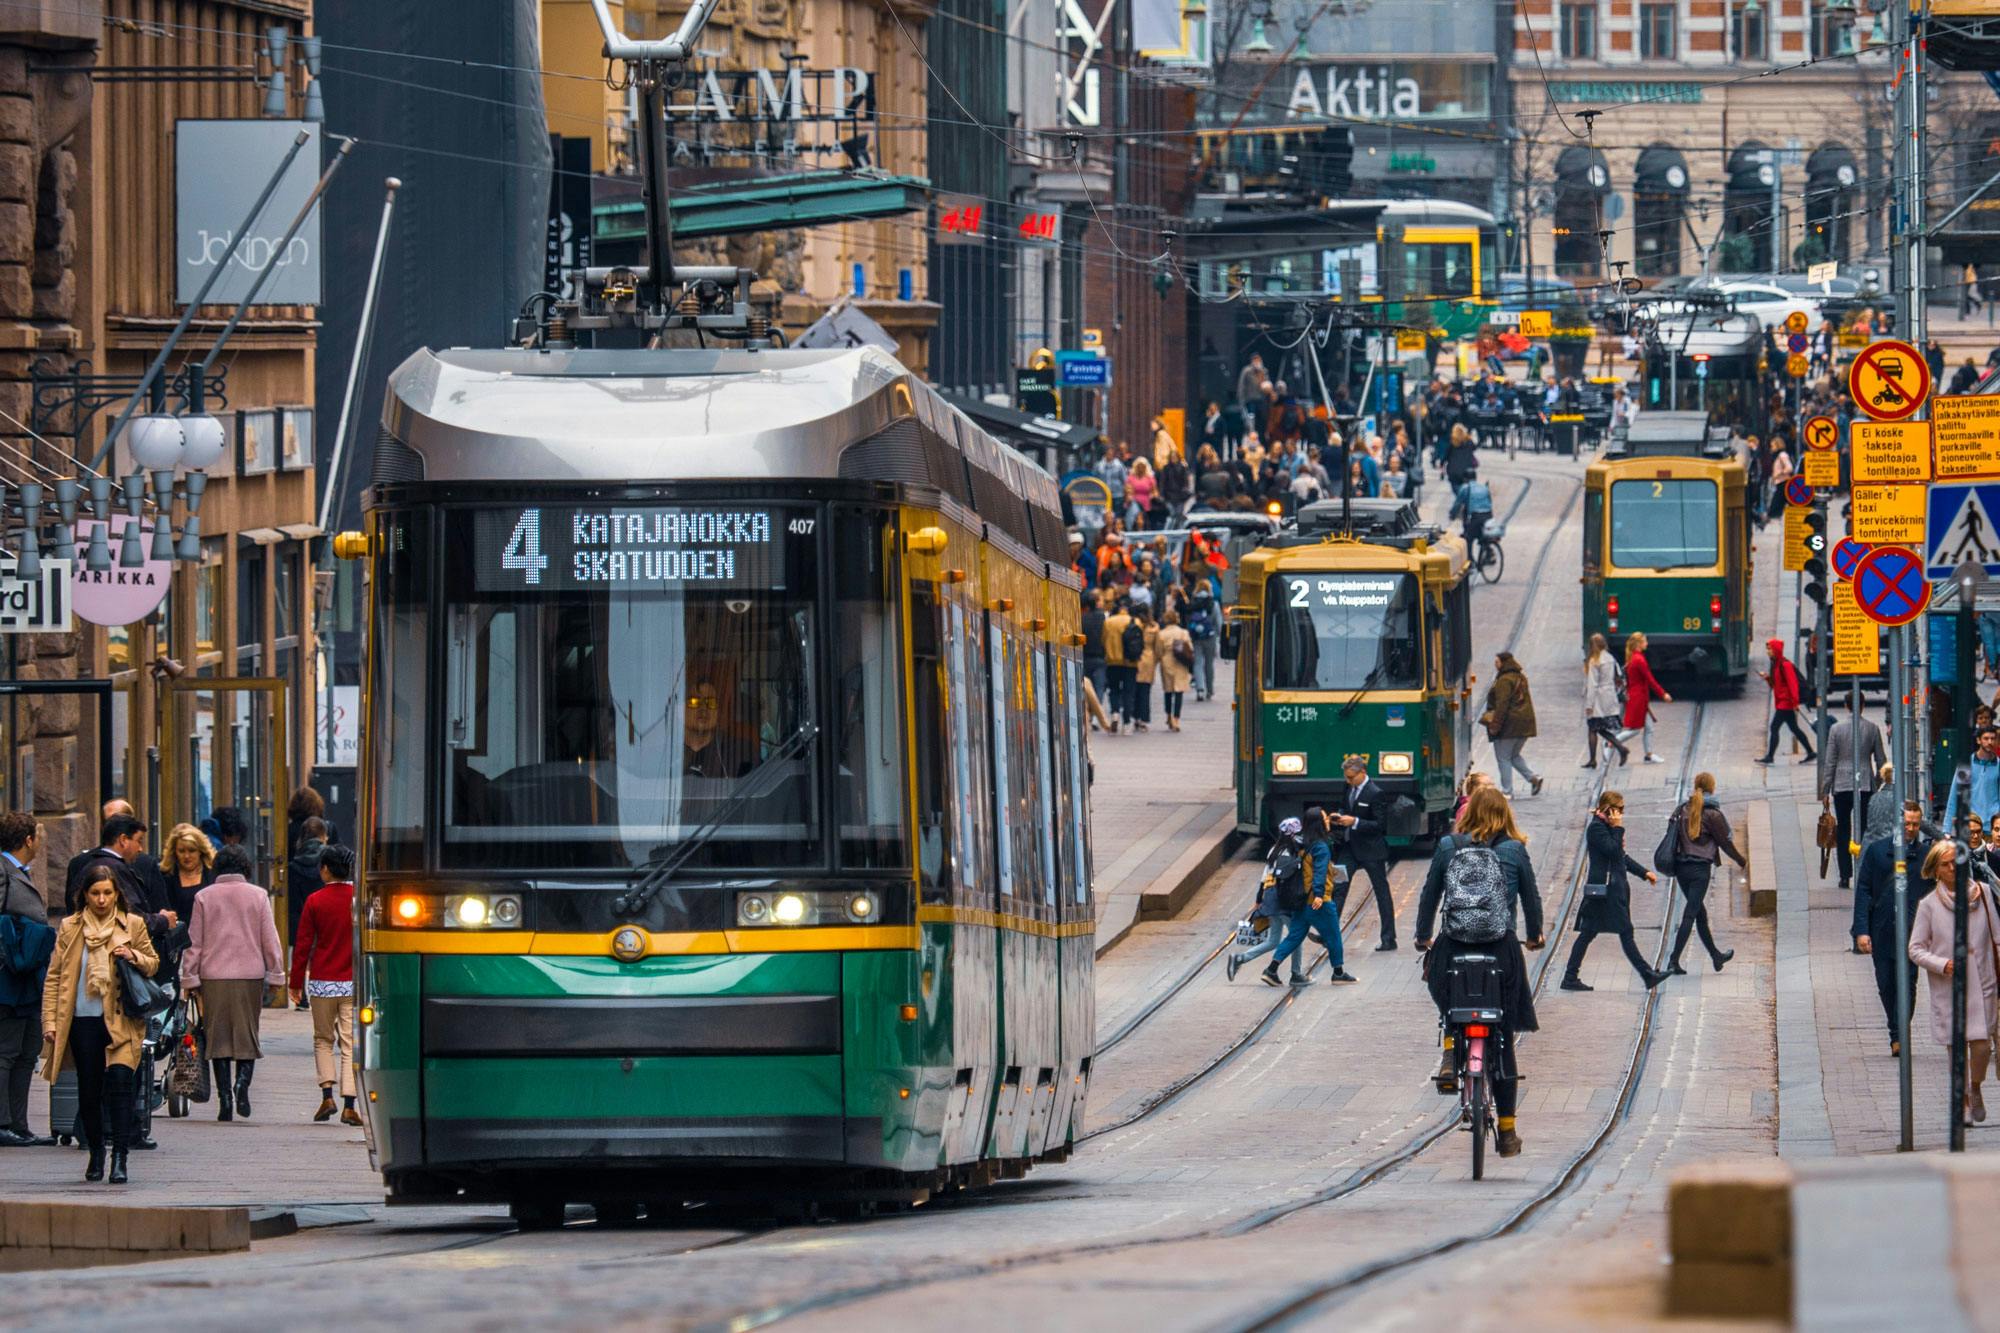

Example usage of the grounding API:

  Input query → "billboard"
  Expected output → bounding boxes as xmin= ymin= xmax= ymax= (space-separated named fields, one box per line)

xmin=175 ymin=120 xmax=323 ymax=306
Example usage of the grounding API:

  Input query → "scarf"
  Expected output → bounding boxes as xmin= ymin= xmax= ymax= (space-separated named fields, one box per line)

xmin=78 ymin=910 xmax=122 ymax=1005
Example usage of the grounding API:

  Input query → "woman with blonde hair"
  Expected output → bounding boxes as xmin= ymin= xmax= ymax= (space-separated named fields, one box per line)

xmin=160 ymin=822 xmax=216 ymax=921
xmin=1911 ymin=840 xmax=2000 ymax=1122
xmin=1416 ymin=786 xmax=1544 ymax=1158
xmin=1582 ymin=633 xmax=1630 ymax=768
xmin=1666 ymin=772 xmax=1746 ymax=975
xmin=1617 ymin=631 xmax=1672 ymax=763
xmin=40 ymin=864 xmax=158 ymax=1183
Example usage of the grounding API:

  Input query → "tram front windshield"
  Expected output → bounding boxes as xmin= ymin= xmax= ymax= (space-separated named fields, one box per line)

xmin=1609 ymin=478 xmax=1719 ymax=570
xmin=1264 ymin=572 xmax=1421 ymax=692
xmin=368 ymin=503 xmax=907 ymax=873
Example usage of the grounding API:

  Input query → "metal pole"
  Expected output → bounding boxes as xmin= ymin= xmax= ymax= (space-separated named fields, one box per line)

xmin=1853 ymin=677 xmax=1865 ymax=869
xmin=1770 ymin=153 xmax=1784 ymax=274
xmin=1893 ymin=622 xmax=1915 ymax=1151
xmin=319 ymin=178 xmax=402 ymax=535
xmin=94 ymin=129 xmax=311 ymax=469
xmin=1952 ymin=848 xmax=1969 ymax=1150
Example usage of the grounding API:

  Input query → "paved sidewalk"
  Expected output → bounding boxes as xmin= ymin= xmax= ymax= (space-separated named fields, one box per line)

xmin=5 ymin=1008 xmax=381 ymax=1208
xmin=1088 ymin=659 xmax=1240 ymax=953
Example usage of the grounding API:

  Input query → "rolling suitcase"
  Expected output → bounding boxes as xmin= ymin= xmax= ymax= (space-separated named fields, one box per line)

xmin=48 ymin=1065 xmax=82 ymax=1145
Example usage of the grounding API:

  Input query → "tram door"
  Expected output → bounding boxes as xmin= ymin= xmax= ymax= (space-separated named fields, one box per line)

xmin=160 ymin=677 xmax=290 ymax=937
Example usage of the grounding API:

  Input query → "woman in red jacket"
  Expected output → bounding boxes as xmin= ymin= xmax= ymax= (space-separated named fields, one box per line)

xmin=1755 ymin=636 xmax=1817 ymax=764
xmin=1617 ymin=631 xmax=1672 ymax=764
xmin=286 ymin=843 xmax=360 ymax=1126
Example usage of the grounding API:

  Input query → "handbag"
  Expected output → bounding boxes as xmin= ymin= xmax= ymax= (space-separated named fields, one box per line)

xmin=115 ymin=956 xmax=173 ymax=1019
xmin=1583 ymin=880 xmax=1610 ymax=899
xmin=1652 ymin=810 xmax=1682 ymax=879
xmin=1817 ymin=804 xmax=1839 ymax=878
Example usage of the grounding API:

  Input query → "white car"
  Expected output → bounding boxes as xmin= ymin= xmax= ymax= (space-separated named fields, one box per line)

xmin=1709 ymin=280 xmax=1823 ymax=331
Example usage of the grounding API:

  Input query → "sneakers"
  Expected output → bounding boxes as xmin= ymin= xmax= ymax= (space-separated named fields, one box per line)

xmin=1290 ymin=974 xmax=1314 ymax=987
xmin=1754 ymin=757 xmax=1775 ymax=765
xmin=1644 ymin=754 xmax=1664 ymax=764
xmin=1495 ymin=1128 xmax=1523 ymax=1158
xmin=1226 ymin=953 xmax=1241 ymax=982
xmin=1329 ymin=968 xmax=1358 ymax=984
xmin=1559 ymin=976 xmax=1592 ymax=991
xmin=1259 ymin=965 xmax=1282 ymax=988
xmin=1530 ymin=776 xmax=1545 ymax=796
xmin=1375 ymin=941 xmax=1398 ymax=953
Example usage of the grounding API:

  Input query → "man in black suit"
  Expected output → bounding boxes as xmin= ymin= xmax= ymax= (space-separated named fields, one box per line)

xmin=1332 ymin=756 xmax=1396 ymax=951
xmin=1853 ymin=800 xmax=1934 ymax=1056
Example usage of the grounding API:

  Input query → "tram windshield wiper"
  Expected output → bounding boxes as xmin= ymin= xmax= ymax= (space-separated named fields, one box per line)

xmin=1338 ymin=662 xmax=1388 ymax=718
xmin=612 ymin=722 xmax=819 ymax=918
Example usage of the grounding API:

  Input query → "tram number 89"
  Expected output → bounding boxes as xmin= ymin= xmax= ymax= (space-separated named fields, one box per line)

xmin=1682 ymin=616 xmax=1703 ymax=630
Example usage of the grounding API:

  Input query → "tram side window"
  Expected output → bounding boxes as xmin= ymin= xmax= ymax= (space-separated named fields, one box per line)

xmin=1265 ymin=573 xmax=1420 ymax=691
xmin=1034 ymin=645 xmax=1058 ymax=908
xmin=834 ymin=509 xmax=909 ymax=870
xmin=1609 ymin=479 xmax=1719 ymax=570
xmin=1583 ymin=490 xmax=1603 ymax=572
xmin=910 ymin=581 xmax=951 ymax=904
xmin=369 ymin=510 xmax=429 ymax=870
xmin=947 ymin=601 xmax=986 ymax=904
xmin=1065 ymin=657 xmax=1090 ymax=907
xmin=1447 ymin=581 xmax=1472 ymax=683
xmin=989 ymin=626 xmax=1013 ymax=900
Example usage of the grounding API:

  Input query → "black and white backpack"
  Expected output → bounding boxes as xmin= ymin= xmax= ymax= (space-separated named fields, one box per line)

xmin=1439 ymin=835 xmax=1511 ymax=943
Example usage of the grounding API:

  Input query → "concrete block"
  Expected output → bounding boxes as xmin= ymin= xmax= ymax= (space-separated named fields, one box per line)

xmin=101 ymin=1206 xmax=132 ymax=1252
xmin=1665 ymin=1259 xmax=1793 ymax=1320
xmin=125 ymin=1206 xmax=176 ymax=1253
xmin=1668 ymin=1158 xmax=1794 ymax=1264
xmin=209 ymin=1208 xmax=251 ymax=1252
xmin=67 ymin=1203 xmax=106 ymax=1251
xmin=1 ymin=1200 xmax=49 ymax=1249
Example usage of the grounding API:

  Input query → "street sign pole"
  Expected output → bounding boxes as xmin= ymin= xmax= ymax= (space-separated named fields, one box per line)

xmin=1815 ymin=495 xmax=1833 ymax=759
xmin=1892 ymin=624 xmax=1914 ymax=1152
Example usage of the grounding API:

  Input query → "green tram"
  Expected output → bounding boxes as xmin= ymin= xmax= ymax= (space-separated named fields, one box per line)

xmin=348 ymin=345 xmax=1095 ymax=1220
xmin=1226 ymin=498 xmax=1473 ymax=843
xmin=1582 ymin=412 xmax=1752 ymax=685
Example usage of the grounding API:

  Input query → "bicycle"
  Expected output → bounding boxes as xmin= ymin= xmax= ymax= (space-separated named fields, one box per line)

xmin=1441 ymin=950 xmax=1507 ymax=1180
xmin=1470 ymin=521 xmax=1505 ymax=584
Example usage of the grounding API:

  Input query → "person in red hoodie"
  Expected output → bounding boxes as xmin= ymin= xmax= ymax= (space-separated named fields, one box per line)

xmin=1616 ymin=631 xmax=1673 ymax=764
xmin=287 ymin=843 xmax=359 ymax=1126
xmin=1756 ymin=637 xmax=1818 ymax=765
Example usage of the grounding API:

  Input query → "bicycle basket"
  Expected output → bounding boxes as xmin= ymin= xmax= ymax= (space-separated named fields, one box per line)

xmin=1446 ymin=951 xmax=1506 ymax=1014
xmin=1481 ymin=521 xmax=1506 ymax=543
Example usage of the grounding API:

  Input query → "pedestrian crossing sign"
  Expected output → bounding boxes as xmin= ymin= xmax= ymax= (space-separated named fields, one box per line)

xmin=1925 ymin=482 xmax=2000 ymax=580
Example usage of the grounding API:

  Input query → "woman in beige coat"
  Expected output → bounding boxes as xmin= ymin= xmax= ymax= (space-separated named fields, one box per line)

xmin=1910 ymin=840 xmax=2000 ymax=1123
xmin=1130 ymin=612 xmax=1160 ymax=732
xmin=1155 ymin=610 xmax=1195 ymax=732
xmin=40 ymin=865 xmax=158 ymax=1183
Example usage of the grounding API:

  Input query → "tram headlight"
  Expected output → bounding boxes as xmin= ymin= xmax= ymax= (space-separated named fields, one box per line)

xmin=1273 ymin=752 xmax=1308 ymax=776
xmin=377 ymin=891 xmax=525 ymax=930
xmin=735 ymin=889 xmax=892 ymax=927
xmin=1379 ymin=752 xmax=1414 ymax=775
xmin=772 ymin=893 xmax=809 ymax=925
xmin=846 ymin=892 xmax=879 ymax=922
xmin=738 ymin=895 xmax=770 ymax=924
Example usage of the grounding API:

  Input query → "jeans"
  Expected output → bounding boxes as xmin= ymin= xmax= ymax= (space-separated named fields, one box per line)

xmin=1236 ymin=909 xmax=1298 ymax=976
xmin=1564 ymin=926 xmax=1652 ymax=980
xmin=1337 ymin=855 xmax=1396 ymax=945
xmin=1618 ymin=717 xmax=1657 ymax=756
xmin=1084 ymin=661 xmax=1108 ymax=706
xmin=1763 ymin=708 xmax=1815 ymax=760
xmin=1163 ymin=690 xmax=1184 ymax=720
xmin=1106 ymin=664 xmax=1137 ymax=723
xmin=310 ymin=994 xmax=356 ymax=1097
xmin=1831 ymin=789 xmax=1871 ymax=885
xmin=0 ymin=1005 xmax=37 ymax=1134
xmin=1492 ymin=736 xmax=1538 ymax=794
xmin=1193 ymin=636 xmax=1218 ymax=698
xmin=1670 ymin=858 xmax=1725 ymax=965
xmin=1273 ymin=898 xmax=1343 ymax=970
xmin=1132 ymin=681 xmax=1153 ymax=725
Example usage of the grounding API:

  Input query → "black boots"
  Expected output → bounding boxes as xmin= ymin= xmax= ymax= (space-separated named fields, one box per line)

xmin=213 ymin=1058 xmax=234 ymax=1121
xmin=103 ymin=1065 xmax=133 ymax=1184
xmin=108 ymin=1147 xmax=128 ymax=1184
xmin=234 ymin=1061 xmax=255 ymax=1119
xmin=84 ymin=1142 xmax=104 ymax=1181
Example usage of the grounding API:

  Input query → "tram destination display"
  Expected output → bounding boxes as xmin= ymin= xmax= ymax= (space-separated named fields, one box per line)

xmin=472 ymin=505 xmax=793 ymax=592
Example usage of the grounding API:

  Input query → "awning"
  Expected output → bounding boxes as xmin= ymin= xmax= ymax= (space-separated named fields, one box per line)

xmin=940 ymin=391 xmax=1102 ymax=458
xmin=1634 ymin=145 xmax=1689 ymax=195
xmin=1728 ymin=142 xmax=1776 ymax=192
xmin=595 ymin=170 xmax=931 ymax=243
xmin=1807 ymin=143 xmax=1858 ymax=191
xmin=1555 ymin=145 xmax=1610 ymax=193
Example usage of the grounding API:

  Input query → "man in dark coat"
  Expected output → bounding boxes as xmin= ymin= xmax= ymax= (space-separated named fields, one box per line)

xmin=65 ymin=814 xmax=171 ymax=928
xmin=285 ymin=817 xmax=329 ymax=949
xmin=0 ymin=811 xmax=53 ymax=1146
xmin=1853 ymin=800 xmax=1934 ymax=1054
xmin=1332 ymin=756 xmax=1397 ymax=950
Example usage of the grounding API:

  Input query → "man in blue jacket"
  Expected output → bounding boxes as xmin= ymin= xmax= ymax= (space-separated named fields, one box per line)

xmin=1943 ymin=725 xmax=2000 ymax=832
xmin=0 ymin=812 xmax=54 ymax=1146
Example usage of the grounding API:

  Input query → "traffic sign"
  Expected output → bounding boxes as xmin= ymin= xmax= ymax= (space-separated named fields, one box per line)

xmin=1787 ymin=333 xmax=1810 ymax=355
xmin=1786 ymin=310 xmax=1811 ymax=336
xmin=1832 ymin=536 xmax=1871 ymax=580
xmin=1055 ymin=350 xmax=1111 ymax=387
xmin=1519 ymin=310 xmax=1552 ymax=338
xmin=1924 ymin=482 xmax=2000 ymax=581
xmin=1785 ymin=477 xmax=1814 ymax=507
xmin=1787 ymin=352 xmax=1810 ymax=378
xmin=1930 ymin=395 xmax=2000 ymax=481
xmin=1848 ymin=338 xmax=1931 ymax=421
xmin=1809 ymin=261 xmax=1839 ymax=286
xmin=1805 ymin=532 xmax=1827 ymax=554
xmin=1832 ymin=581 xmax=1880 ymax=676
xmin=1850 ymin=419 xmax=1932 ymax=483
xmin=1853 ymin=545 xmax=1932 ymax=627
xmin=1838 ymin=327 xmax=1868 ymax=350
xmin=1081 ymin=327 xmax=1104 ymax=350
xmin=1804 ymin=415 xmax=1838 ymax=451
xmin=1802 ymin=450 xmax=1840 ymax=486
xmin=1396 ymin=329 xmax=1428 ymax=352
xmin=1783 ymin=505 xmax=1811 ymax=572
xmin=1851 ymin=485 xmax=1927 ymax=542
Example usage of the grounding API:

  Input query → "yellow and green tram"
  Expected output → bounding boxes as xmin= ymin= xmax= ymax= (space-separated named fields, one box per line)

xmin=1227 ymin=498 xmax=1473 ymax=843
xmin=1582 ymin=412 xmax=1752 ymax=685
xmin=350 ymin=345 xmax=1095 ymax=1221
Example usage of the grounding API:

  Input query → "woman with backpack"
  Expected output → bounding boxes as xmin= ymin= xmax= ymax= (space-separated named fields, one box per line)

xmin=1155 ymin=610 xmax=1195 ymax=732
xmin=1562 ymin=791 xmax=1666 ymax=991
xmin=1617 ymin=631 xmax=1672 ymax=764
xmin=1665 ymin=772 xmax=1744 ymax=975
xmin=1415 ymin=786 xmax=1545 ymax=1159
xmin=1582 ymin=633 xmax=1630 ymax=768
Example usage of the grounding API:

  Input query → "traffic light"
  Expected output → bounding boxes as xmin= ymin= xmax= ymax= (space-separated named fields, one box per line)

xmin=1803 ymin=509 xmax=1829 ymax=605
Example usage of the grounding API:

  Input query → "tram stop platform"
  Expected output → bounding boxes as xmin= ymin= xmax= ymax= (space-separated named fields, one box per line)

xmin=1086 ymin=659 xmax=1244 ymax=955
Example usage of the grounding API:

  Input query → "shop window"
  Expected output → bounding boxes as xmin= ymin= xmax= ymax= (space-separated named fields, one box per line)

xmin=238 ymin=546 xmax=266 ymax=674
xmin=1634 ymin=194 xmax=1684 ymax=276
xmin=194 ymin=544 xmax=223 ymax=661
xmin=239 ymin=410 xmax=278 ymax=477
xmin=1639 ymin=3 xmax=1675 ymax=58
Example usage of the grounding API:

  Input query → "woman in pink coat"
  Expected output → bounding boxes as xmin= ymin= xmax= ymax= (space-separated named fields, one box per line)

xmin=181 ymin=845 xmax=285 ymax=1122
xmin=1909 ymin=841 xmax=2000 ymax=1123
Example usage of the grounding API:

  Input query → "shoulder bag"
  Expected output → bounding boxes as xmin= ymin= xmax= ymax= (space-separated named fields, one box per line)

xmin=1652 ymin=807 xmax=1683 ymax=879
xmin=1816 ymin=801 xmax=1839 ymax=878
xmin=115 ymin=923 xmax=173 ymax=1020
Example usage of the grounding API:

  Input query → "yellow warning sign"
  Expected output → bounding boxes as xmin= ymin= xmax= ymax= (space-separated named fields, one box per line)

xmin=1851 ymin=420 xmax=1933 ymax=483
xmin=1786 ymin=310 xmax=1811 ymax=336
xmin=1802 ymin=449 xmax=1840 ymax=487
xmin=1787 ymin=352 xmax=1810 ymax=378
xmin=1518 ymin=310 xmax=1552 ymax=338
xmin=1931 ymin=394 xmax=2000 ymax=481
xmin=1838 ymin=328 xmax=1868 ymax=349
xmin=1832 ymin=580 xmax=1880 ymax=676
xmin=1396 ymin=329 xmax=1428 ymax=352
xmin=1783 ymin=505 xmax=1810 ymax=573
xmin=1850 ymin=484 xmax=1928 ymax=542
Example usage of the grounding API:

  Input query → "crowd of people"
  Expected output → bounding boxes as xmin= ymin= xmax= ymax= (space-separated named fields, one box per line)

xmin=0 ymin=787 xmax=358 ymax=1185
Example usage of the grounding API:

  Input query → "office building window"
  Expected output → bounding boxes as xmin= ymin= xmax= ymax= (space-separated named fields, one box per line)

xmin=1560 ymin=3 xmax=1596 ymax=59
xmin=1639 ymin=3 xmax=1676 ymax=59
xmin=1732 ymin=4 xmax=1765 ymax=59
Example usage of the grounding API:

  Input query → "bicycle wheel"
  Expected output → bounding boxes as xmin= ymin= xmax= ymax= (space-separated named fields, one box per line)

xmin=1469 ymin=1066 xmax=1488 ymax=1181
xmin=1477 ymin=540 xmax=1505 ymax=584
